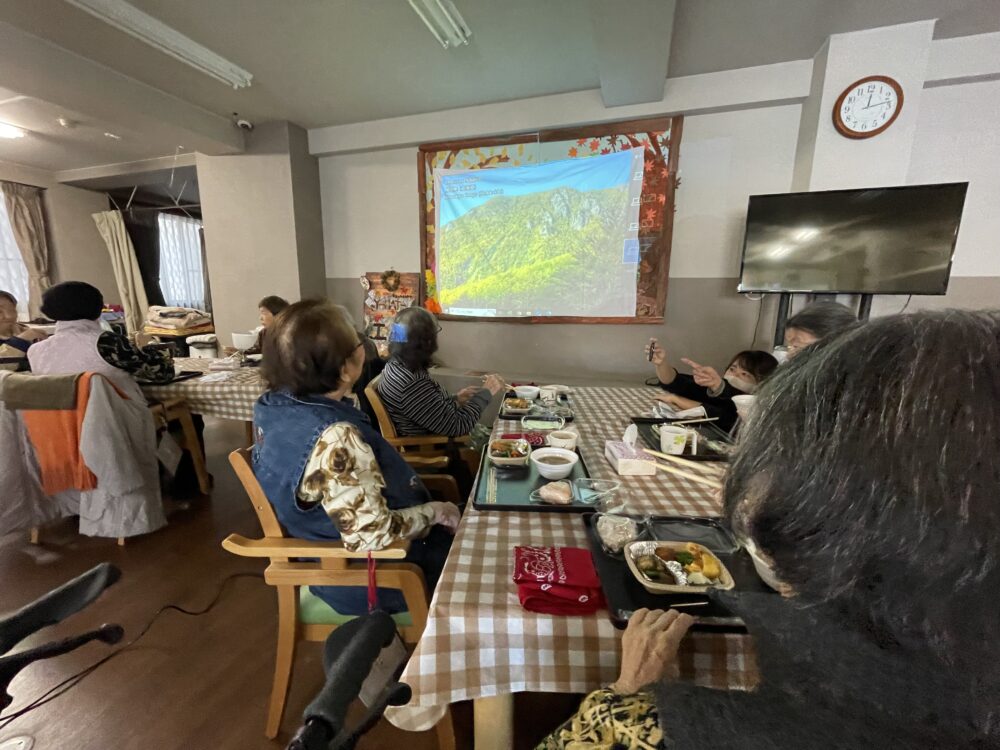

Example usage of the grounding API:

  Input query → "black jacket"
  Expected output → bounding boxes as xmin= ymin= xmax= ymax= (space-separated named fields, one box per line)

xmin=655 ymin=591 xmax=993 ymax=749
xmin=659 ymin=372 xmax=742 ymax=431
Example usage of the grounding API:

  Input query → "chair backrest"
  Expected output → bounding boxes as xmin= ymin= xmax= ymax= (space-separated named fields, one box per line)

xmin=229 ymin=447 xmax=286 ymax=539
xmin=364 ymin=374 xmax=398 ymax=439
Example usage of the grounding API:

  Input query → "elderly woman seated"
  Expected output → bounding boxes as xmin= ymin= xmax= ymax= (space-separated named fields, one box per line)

xmin=252 ymin=299 xmax=461 ymax=614
xmin=27 ymin=281 xmax=173 ymax=398
xmin=540 ymin=310 xmax=1000 ymax=749
xmin=0 ymin=290 xmax=46 ymax=371
xmin=376 ymin=306 xmax=505 ymax=437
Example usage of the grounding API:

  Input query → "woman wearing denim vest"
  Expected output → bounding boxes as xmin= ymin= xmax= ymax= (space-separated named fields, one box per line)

xmin=252 ymin=299 xmax=460 ymax=615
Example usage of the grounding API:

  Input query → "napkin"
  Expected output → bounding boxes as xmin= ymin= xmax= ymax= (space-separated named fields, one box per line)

xmin=513 ymin=546 xmax=605 ymax=616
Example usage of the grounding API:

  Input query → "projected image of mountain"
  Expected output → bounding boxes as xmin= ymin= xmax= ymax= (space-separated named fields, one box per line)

xmin=438 ymin=186 xmax=633 ymax=315
xmin=434 ymin=149 xmax=644 ymax=317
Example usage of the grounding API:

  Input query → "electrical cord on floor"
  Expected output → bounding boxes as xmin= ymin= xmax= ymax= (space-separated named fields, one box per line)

xmin=0 ymin=571 xmax=265 ymax=730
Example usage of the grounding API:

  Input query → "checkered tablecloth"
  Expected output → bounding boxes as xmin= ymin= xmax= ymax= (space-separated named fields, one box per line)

xmin=141 ymin=357 xmax=264 ymax=421
xmin=385 ymin=386 xmax=757 ymax=732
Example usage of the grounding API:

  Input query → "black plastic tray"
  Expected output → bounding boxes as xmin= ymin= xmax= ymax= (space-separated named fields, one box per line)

xmin=471 ymin=447 xmax=594 ymax=513
xmin=499 ymin=392 xmax=575 ymax=422
xmin=630 ymin=416 xmax=732 ymax=462
xmin=583 ymin=513 xmax=774 ymax=632
xmin=138 ymin=369 xmax=203 ymax=386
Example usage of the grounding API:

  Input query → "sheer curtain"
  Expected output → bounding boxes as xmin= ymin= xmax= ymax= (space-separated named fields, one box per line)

xmin=158 ymin=213 xmax=206 ymax=310
xmin=0 ymin=200 xmax=31 ymax=318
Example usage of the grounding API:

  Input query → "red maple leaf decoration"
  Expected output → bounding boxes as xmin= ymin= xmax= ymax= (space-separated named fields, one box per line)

xmin=657 ymin=193 xmax=666 ymax=204
xmin=600 ymin=147 xmax=610 ymax=155
xmin=589 ymin=139 xmax=600 ymax=151
xmin=643 ymin=159 xmax=654 ymax=173
xmin=576 ymin=138 xmax=587 ymax=146
xmin=568 ymin=147 xmax=578 ymax=157
xmin=643 ymin=207 xmax=658 ymax=222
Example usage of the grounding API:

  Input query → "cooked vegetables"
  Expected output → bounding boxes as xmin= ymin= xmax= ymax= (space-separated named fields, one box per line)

xmin=490 ymin=440 xmax=529 ymax=458
xmin=639 ymin=543 xmax=723 ymax=586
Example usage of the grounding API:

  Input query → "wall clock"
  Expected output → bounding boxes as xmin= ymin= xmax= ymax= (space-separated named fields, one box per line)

xmin=833 ymin=75 xmax=903 ymax=139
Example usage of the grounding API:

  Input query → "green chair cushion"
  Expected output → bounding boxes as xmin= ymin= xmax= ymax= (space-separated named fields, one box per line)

xmin=298 ymin=587 xmax=413 ymax=628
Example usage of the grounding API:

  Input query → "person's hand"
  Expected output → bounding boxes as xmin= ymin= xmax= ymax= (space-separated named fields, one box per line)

xmin=428 ymin=501 xmax=461 ymax=532
xmin=682 ymin=358 xmax=723 ymax=392
xmin=456 ymin=385 xmax=481 ymax=405
xmin=655 ymin=393 xmax=701 ymax=411
xmin=482 ymin=374 xmax=506 ymax=396
xmin=645 ymin=338 xmax=666 ymax=366
xmin=612 ymin=608 xmax=694 ymax=695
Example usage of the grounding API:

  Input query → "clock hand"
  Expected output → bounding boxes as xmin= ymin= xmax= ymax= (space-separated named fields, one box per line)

xmin=862 ymin=99 xmax=892 ymax=110
xmin=866 ymin=92 xmax=873 ymax=109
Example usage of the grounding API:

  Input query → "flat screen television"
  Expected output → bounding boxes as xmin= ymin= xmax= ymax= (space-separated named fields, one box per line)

xmin=738 ymin=182 xmax=967 ymax=295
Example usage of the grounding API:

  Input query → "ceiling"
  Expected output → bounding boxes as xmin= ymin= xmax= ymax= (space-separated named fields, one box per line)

xmin=0 ymin=0 xmax=996 ymax=174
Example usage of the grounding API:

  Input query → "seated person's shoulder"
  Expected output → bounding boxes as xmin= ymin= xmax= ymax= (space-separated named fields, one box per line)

xmin=17 ymin=327 xmax=48 ymax=343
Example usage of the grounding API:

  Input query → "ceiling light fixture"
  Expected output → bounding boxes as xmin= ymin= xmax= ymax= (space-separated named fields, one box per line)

xmin=0 ymin=123 xmax=26 ymax=139
xmin=104 ymin=132 xmax=122 ymax=140
xmin=407 ymin=0 xmax=472 ymax=49
xmin=62 ymin=0 xmax=253 ymax=89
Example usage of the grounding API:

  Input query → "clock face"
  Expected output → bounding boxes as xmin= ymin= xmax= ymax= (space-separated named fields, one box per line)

xmin=834 ymin=76 xmax=903 ymax=138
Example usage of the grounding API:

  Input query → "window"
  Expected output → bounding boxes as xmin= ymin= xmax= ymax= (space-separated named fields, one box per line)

xmin=0 ymin=200 xmax=29 ymax=318
xmin=158 ymin=213 xmax=206 ymax=310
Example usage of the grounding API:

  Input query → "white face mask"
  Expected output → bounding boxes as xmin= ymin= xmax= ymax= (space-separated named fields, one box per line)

xmin=725 ymin=374 xmax=757 ymax=394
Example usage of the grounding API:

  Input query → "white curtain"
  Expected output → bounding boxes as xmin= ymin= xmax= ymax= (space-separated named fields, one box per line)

xmin=0 ymin=200 xmax=30 ymax=318
xmin=93 ymin=210 xmax=149 ymax=334
xmin=158 ymin=213 xmax=206 ymax=310
xmin=1 ymin=182 xmax=52 ymax=319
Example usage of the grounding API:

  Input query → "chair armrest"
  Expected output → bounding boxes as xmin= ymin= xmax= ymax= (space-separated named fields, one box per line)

xmin=387 ymin=435 xmax=463 ymax=449
xmin=221 ymin=534 xmax=408 ymax=559
xmin=403 ymin=456 xmax=450 ymax=469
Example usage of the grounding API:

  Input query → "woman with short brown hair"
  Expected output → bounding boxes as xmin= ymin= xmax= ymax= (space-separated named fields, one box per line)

xmin=253 ymin=299 xmax=459 ymax=615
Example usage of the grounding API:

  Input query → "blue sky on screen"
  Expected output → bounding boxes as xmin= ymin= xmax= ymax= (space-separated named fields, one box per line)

xmin=437 ymin=148 xmax=636 ymax=226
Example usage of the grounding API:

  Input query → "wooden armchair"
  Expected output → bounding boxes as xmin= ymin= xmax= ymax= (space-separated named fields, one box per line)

xmin=221 ymin=448 xmax=455 ymax=748
xmin=365 ymin=375 xmax=477 ymax=476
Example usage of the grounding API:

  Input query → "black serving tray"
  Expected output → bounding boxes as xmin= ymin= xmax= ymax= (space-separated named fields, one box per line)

xmin=583 ymin=512 xmax=774 ymax=632
xmin=630 ymin=416 xmax=733 ymax=462
xmin=471 ymin=446 xmax=594 ymax=513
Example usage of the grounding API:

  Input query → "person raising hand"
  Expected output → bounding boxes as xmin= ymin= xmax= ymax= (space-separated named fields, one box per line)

xmin=645 ymin=338 xmax=777 ymax=431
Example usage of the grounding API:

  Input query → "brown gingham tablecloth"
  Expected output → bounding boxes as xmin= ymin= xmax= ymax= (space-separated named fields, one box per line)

xmin=141 ymin=357 xmax=264 ymax=421
xmin=385 ymin=386 xmax=757 ymax=732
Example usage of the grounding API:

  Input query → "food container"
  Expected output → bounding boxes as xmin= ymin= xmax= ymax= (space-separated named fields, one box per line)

xmin=573 ymin=478 xmax=621 ymax=505
xmin=514 ymin=385 xmax=540 ymax=400
xmin=624 ymin=540 xmax=735 ymax=594
xmin=529 ymin=447 xmax=579 ymax=480
xmin=503 ymin=398 xmax=532 ymax=415
xmin=232 ymin=332 xmax=257 ymax=351
xmin=488 ymin=438 xmax=532 ymax=467
xmin=731 ymin=395 xmax=756 ymax=423
xmin=547 ymin=429 xmax=578 ymax=451
xmin=593 ymin=512 xmax=641 ymax=555
xmin=521 ymin=415 xmax=565 ymax=432
xmin=743 ymin=539 xmax=783 ymax=592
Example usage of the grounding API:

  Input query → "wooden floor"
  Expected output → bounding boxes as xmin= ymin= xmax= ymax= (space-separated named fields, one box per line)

xmin=0 ymin=418 xmax=581 ymax=749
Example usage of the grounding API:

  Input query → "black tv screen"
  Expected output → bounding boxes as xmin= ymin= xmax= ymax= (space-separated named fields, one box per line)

xmin=738 ymin=182 xmax=967 ymax=295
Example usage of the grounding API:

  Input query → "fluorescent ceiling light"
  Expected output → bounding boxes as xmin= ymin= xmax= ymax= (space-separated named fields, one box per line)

xmin=768 ymin=245 xmax=791 ymax=259
xmin=408 ymin=0 xmax=472 ymax=49
xmin=62 ymin=0 xmax=253 ymax=89
xmin=794 ymin=227 xmax=819 ymax=241
xmin=0 ymin=123 xmax=26 ymax=139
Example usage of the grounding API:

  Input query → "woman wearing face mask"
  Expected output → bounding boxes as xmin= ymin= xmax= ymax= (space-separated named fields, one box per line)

xmin=645 ymin=339 xmax=777 ymax=431
xmin=253 ymin=299 xmax=460 ymax=615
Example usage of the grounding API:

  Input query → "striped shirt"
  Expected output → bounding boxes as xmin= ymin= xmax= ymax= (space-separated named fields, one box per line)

xmin=377 ymin=357 xmax=491 ymax=437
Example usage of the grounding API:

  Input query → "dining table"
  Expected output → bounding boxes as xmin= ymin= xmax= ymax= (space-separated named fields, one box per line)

xmin=141 ymin=356 xmax=264 ymax=418
xmin=384 ymin=385 xmax=758 ymax=748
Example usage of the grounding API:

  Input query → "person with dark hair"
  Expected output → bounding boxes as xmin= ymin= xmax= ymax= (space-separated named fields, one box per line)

xmin=246 ymin=295 xmax=290 ymax=355
xmin=376 ymin=306 xmax=505 ymax=437
xmin=0 ymin=290 xmax=46 ymax=371
xmin=27 ymin=281 xmax=173 ymax=397
xmin=645 ymin=339 xmax=777 ymax=431
xmin=782 ymin=300 xmax=858 ymax=357
xmin=542 ymin=310 xmax=1000 ymax=749
xmin=254 ymin=299 xmax=460 ymax=615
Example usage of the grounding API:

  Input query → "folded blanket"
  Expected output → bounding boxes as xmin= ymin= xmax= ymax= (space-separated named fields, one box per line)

xmin=145 ymin=306 xmax=212 ymax=330
xmin=513 ymin=546 xmax=606 ymax=616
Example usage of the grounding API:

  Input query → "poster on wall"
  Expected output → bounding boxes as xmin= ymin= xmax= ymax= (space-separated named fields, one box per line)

xmin=361 ymin=270 xmax=420 ymax=355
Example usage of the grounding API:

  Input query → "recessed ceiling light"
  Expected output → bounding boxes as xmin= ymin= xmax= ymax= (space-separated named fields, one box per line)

xmin=104 ymin=132 xmax=122 ymax=140
xmin=0 ymin=123 xmax=26 ymax=139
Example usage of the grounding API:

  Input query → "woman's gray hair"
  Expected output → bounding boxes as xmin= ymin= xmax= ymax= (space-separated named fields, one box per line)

xmin=726 ymin=309 xmax=1000 ymax=694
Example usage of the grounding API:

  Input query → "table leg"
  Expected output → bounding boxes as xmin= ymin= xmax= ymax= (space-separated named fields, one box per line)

xmin=244 ymin=420 xmax=254 ymax=447
xmin=474 ymin=693 xmax=514 ymax=750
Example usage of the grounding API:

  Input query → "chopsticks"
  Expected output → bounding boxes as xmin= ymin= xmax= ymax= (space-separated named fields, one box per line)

xmin=671 ymin=417 xmax=718 ymax=426
xmin=641 ymin=449 xmax=724 ymax=489
xmin=642 ymin=448 xmax=726 ymax=477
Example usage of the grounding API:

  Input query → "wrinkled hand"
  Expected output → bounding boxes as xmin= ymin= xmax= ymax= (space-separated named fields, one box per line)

xmin=645 ymin=338 xmax=666 ymax=366
xmin=429 ymin=501 xmax=461 ymax=532
xmin=613 ymin=609 xmax=694 ymax=695
xmin=482 ymin=374 xmax=506 ymax=396
xmin=655 ymin=393 xmax=701 ymax=411
xmin=682 ymin=358 xmax=723 ymax=391
xmin=456 ymin=385 xmax=481 ymax=405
